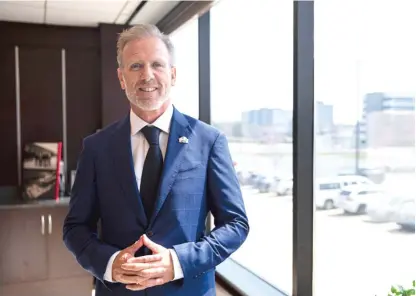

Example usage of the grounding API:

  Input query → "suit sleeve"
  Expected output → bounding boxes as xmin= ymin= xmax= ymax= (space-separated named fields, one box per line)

xmin=62 ymin=138 xmax=120 ymax=284
xmin=172 ymin=133 xmax=250 ymax=278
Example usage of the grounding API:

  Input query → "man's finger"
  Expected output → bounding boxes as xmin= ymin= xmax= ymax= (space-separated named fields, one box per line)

xmin=119 ymin=253 xmax=133 ymax=262
xmin=126 ymin=278 xmax=164 ymax=290
xmin=114 ymin=273 xmax=148 ymax=285
xmin=126 ymin=254 xmax=162 ymax=263
xmin=128 ymin=237 xmax=144 ymax=253
xmin=113 ymin=268 xmax=139 ymax=276
xmin=144 ymin=277 xmax=165 ymax=287
xmin=142 ymin=234 xmax=161 ymax=253
xmin=125 ymin=283 xmax=147 ymax=291
xmin=121 ymin=262 xmax=161 ymax=272
xmin=138 ymin=267 xmax=166 ymax=278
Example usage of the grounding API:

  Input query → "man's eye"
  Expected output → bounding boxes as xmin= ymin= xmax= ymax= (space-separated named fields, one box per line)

xmin=153 ymin=62 xmax=163 ymax=68
xmin=130 ymin=63 xmax=141 ymax=70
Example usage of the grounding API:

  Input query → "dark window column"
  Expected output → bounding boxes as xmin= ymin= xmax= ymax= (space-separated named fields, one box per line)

xmin=293 ymin=1 xmax=315 ymax=296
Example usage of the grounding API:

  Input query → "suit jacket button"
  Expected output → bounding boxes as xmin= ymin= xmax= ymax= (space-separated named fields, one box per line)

xmin=146 ymin=231 xmax=154 ymax=237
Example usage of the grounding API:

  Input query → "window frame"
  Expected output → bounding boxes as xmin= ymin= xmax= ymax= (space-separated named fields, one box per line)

xmin=160 ymin=1 xmax=315 ymax=295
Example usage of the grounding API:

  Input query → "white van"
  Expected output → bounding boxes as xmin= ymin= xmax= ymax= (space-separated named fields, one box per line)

xmin=315 ymin=175 xmax=374 ymax=210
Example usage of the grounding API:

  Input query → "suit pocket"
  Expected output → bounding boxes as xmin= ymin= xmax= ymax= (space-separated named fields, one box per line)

xmin=176 ymin=161 xmax=205 ymax=180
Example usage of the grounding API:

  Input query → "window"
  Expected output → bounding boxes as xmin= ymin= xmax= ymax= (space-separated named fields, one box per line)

xmin=319 ymin=183 xmax=340 ymax=190
xmin=211 ymin=0 xmax=293 ymax=293
xmin=169 ymin=19 xmax=199 ymax=118
xmin=315 ymin=1 xmax=416 ymax=295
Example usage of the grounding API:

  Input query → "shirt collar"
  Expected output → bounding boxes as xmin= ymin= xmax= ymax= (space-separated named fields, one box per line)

xmin=130 ymin=104 xmax=173 ymax=136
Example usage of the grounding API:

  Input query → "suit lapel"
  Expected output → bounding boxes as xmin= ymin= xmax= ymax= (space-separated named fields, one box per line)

xmin=110 ymin=115 xmax=148 ymax=227
xmin=149 ymin=108 xmax=192 ymax=225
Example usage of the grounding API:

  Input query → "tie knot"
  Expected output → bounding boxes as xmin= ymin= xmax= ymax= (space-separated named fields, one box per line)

xmin=141 ymin=126 xmax=160 ymax=146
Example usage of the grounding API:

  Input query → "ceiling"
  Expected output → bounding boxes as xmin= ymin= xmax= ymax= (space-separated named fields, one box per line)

xmin=0 ymin=0 xmax=180 ymax=27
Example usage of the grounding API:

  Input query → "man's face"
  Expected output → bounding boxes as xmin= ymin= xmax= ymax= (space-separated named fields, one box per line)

xmin=117 ymin=37 xmax=176 ymax=111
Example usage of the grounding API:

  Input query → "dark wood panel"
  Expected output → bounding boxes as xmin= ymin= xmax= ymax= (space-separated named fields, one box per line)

xmin=0 ymin=21 xmax=99 ymax=49
xmin=66 ymin=49 xmax=101 ymax=175
xmin=99 ymin=24 xmax=130 ymax=127
xmin=0 ymin=47 xmax=17 ymax=186
xmin=20 ymin=47 xmax=63 ymax=145
xmin=0 ymin=208 xmax=48 ymax=284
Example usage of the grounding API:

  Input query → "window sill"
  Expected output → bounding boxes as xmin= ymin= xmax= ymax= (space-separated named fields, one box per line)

xmin=216 ymin=258 xmax=289 ymax=296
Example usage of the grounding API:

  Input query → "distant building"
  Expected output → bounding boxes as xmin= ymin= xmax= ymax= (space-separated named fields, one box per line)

xmin=362 ymin=92 xmax=415 ymax=147
xmin=211 ymin=122 xmax=236 ymax=138
xmin=241 ymin=108 xmax=292 ymax=141
xmin=331 ymin=124 xmax=356 ymax=149
xmin=366 ymin=110 xmax=415 ymax=148
xmin=316 ymin=102 xmax=334 ymax=134
xmin=363 ymin=92 xmax=414 ymax=115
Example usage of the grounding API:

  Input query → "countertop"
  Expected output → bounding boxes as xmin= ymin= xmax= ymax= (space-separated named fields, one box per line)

xmin=0 ymin=197 xmax=71 ymax=209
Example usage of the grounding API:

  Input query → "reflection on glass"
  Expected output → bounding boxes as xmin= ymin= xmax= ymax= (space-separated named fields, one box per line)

xmin=211 ymin=0 xmax=293 ymax=293
xmin=315 ymin=1 xmax=416 ymax=295
xmin=169 ymin=19 xmax=199 ymax=118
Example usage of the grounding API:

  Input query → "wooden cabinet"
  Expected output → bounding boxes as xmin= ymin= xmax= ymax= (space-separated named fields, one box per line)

xmin=47 ymin=207 xmax=87 ymax=279
xmin=0 ymin=277 xmax=92 ymax=296
xmin=0 ymin=205 xmax=92 ymax=296
xmin=0 ymin=208 xmax=48 ymax=284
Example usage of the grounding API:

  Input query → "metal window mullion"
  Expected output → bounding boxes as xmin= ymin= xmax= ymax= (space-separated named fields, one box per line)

xmin=198 ymin=12 xmax=212 ymax=232
xmin=293 ymin=1 xmax=315 ymax=296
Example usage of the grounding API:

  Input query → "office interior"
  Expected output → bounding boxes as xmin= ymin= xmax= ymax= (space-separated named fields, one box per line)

xmin=0 ymin=1 xmax=415 ymax=296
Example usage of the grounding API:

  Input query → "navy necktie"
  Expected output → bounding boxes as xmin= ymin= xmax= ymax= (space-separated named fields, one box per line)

xmin=140 ymin=126 xmax=163 ymax=220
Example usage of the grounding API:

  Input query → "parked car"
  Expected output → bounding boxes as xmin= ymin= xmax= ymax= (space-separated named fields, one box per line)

xmin=366 ymin=193 xmax=411 ymax=223
xmin=236 ymin=170 xmax=251 ymax=186
xmin=257 ymin=175 xmax=280 ymax=193
xmin=274 ymin=177 xmax=293 ymax=196
xmin=390 ymin=198 xmax=415 ymax=231
xmin=315 ymin=175 xmax=375 ymax=210
xmin=241 ymin=171 xmax=262 ymax=187
xmin=315 ymin=179 xmax=342 ymax=210
xmin=334 ymin=185 xmax=383 ymax=214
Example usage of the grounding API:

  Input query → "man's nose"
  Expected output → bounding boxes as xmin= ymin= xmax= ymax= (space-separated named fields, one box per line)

xmin=140 ymin=64 xmax=154 ymax=81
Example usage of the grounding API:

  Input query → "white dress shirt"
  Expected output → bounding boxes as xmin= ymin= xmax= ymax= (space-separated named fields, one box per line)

xmin=103 ymin=104 xmax=184 ymax=282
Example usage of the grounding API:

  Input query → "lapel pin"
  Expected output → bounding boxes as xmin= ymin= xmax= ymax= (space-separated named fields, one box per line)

xmin=178 ymin=136 xmax=189 ymax=144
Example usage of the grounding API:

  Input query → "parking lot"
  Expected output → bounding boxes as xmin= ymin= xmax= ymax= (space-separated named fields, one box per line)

xmin=230 ymin=188 xmax=415 ymax=296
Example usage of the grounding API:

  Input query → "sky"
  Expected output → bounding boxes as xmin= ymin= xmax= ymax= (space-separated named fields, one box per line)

xmin=170 ymin=0 xmax=416 ymax=124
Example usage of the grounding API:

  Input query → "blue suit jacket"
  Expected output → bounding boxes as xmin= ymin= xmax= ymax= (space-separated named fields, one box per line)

xmin=63 ymin=107 xmax=249 ymax=296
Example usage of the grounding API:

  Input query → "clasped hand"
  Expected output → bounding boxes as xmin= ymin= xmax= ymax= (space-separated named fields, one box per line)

xmin=112 ymin=234 xmax=174 ymax=291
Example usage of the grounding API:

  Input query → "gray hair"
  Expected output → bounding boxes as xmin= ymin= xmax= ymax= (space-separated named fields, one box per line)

xmin=117 ymin=24 xmax=175 ymax=68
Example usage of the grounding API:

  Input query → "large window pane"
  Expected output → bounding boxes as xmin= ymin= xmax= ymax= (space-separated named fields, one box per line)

xmin=211 ymin=0 xmax=293 ymax=293
xmin=169 ymin=19 xmax=199 ymax=118
xmin=315 ymin=1 xmax=416 ymax=296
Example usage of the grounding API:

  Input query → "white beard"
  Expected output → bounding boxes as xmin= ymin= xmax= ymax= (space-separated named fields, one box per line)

xmin=124 ymin=82 xmax=170 ymax=111
xmin=125 ymin=90 xmax=168 ymax=111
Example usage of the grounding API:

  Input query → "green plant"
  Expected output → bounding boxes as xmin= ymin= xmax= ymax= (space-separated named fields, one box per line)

xmin=388 ymin=280 xmax=415 ymax=296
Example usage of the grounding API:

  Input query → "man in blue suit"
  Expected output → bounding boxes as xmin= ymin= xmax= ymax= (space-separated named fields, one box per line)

xmin=63 ymin=23 xmax=249 ymax=296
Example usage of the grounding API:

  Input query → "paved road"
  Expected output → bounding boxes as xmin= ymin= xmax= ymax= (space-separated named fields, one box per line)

xmin=230 ymin=188 xmax=415 ymax=296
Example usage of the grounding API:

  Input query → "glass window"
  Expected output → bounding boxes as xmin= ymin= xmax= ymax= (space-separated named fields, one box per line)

xmin=315 ymin=1 xmax=416 ymax=295
xmin=319 ymin=183 xmax=340 ymax=190
xmin=211 ymin=0 xmax=293 ymax=293
xmin=169 ymin=19 xmax=199 ymax=118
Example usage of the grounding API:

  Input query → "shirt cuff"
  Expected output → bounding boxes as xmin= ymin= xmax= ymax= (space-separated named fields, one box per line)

xmin=103 ymin=251 xmax=121 ymax=282
xmin=169 ymin=249 xmax=184 ymax=280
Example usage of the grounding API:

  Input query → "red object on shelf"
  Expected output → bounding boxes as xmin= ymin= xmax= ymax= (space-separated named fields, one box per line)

xmin=54 ymin=142 xmax=62 ymax=201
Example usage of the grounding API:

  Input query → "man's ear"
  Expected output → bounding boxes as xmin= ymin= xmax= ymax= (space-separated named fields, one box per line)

xmin=117 ymin=68 xmax=126 ymax=89
xmin=171 ymin=66 xmax=177 ymax=86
